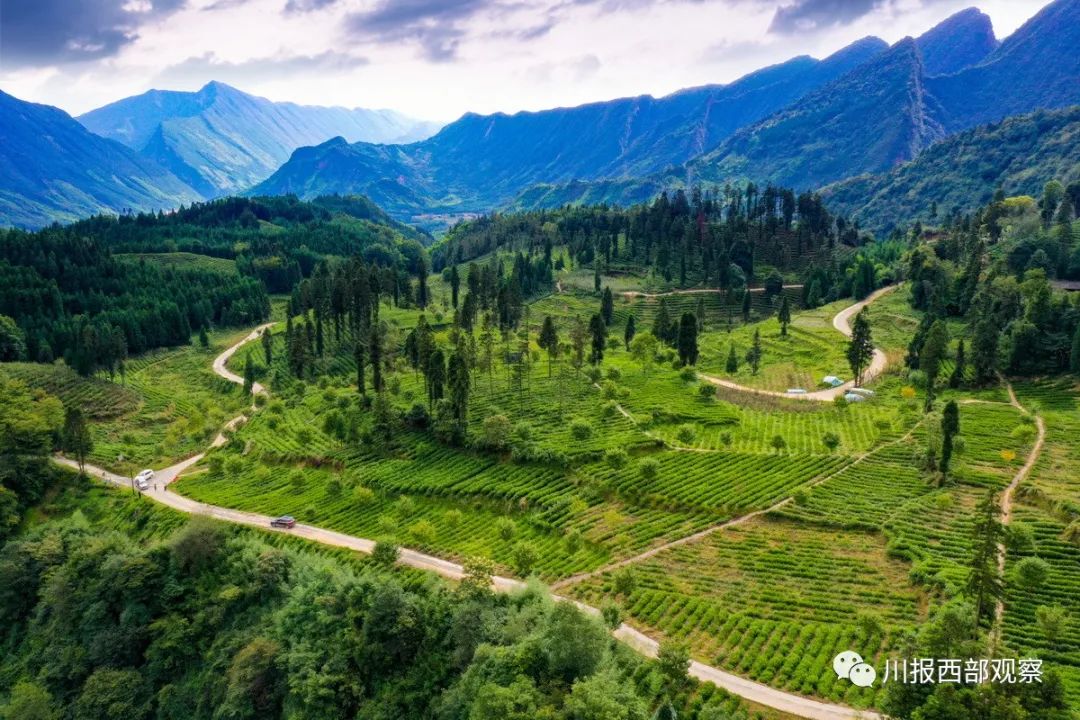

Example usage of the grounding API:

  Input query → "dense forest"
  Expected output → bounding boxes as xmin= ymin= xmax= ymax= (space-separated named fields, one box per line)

xmin=0 ymin=230 xmax=269 ymax=375
xmin=435 ymin=184 xmax=902 ymax=306
xmin=906 ymin=181 xmax=1080 ymax=378
xmin=54 ymin=195 xmax=431 ymax=293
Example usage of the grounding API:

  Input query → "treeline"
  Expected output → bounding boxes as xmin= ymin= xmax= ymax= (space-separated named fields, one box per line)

xmin=57 ymin=195 xmax=431 ymax=293
xmin=0 ymin=507 xmax=749 ymax=720
xmin=436 ymin=183 xmax=862 ymax=282
xmin=0 ymin=230 xmax=269 ymax=374
xmin=907 ymin=184 xmax=1080 ymax=379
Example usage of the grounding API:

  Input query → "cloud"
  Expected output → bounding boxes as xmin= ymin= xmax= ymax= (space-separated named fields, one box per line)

xmin=768 ymin=0 xmax=882 ymax=33
xmin=154 ymin=50 xmax=368 ymax=87
xmin=344 ymin=0 xmax=498 ymax=62
xmin=283 ymin=0 xmax=339 ymax=13
xmin=0 ymin=0 xmax=187 ymax=69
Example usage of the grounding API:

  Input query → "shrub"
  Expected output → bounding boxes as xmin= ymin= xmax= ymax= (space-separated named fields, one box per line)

xmin=408 ymin=519 xmax=436 ymax=545
xmin=719 ymin=432 xmax=732 ymax=446
xmin=793 ymin=488 xmax=809 ymax=505
xmin=564 ymin=529 xmax=583 ymax=554
xmin=496 ymin=517 xmax=516 ymax=541
xmin=697 ymin=383 xmax=715 ymax=400
xmin=770 ymin=435 xmax=787 ymax=452
xmin=483 ymin=414 xmax=512 ymax=449
xmin=586 ymin=367 xmax=603 ymax=383
xmin=606 ymin=367 xmax=622 ymax=381
xmin=613 ymin=567 xmax=637 ymax=596
xmin=638 ymin=458 xmax=660 ymax=481
xmin=601 ymin=400 xmax=619 ymax=417
xmin=822 ymin=432 xmax=841 ymax=452
xmin=352 ymin=485 xmax=375 ymax=504
xmin=604 ymin=448 xmax=629 ymax=470
xmin=512 ymin=421 xmax=533 ymax=442
xmin=833 ymin=395 xmax=847 ymax=409
xmin=679 ymin=366 xmax=697 ymax=382
xmin=570 ymin=418 xmax=594 ymax=440
xmin=1014 ymin=556 xmax=1051 ymax=588
xmin=395 ymin=495 xmax=416 ymax=517
xmin=511 ymin=542 xmax=539 ymax=576
xmin=371 ymin=541 xmax=399 ymax=566
xmin=405 ymin=403 xmax=430 ymax=428
xmin=601 ymin=602 xmax=622 ymax=630
xmin=601 ymin=380 xmax=619 ymax=399
xmin=444 ymin=509 xmax=463 ymax=527
xmin=675 ymin=424 xmax=697 ymax=444
xmin=325 ymin=477 xmax=343 ymax=498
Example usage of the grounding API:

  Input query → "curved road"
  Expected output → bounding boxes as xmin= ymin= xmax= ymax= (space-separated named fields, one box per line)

xmin=55 ymin=314 xmax=890 ymax=720
xmin=700 ymin=285 xmax=897 ymax=402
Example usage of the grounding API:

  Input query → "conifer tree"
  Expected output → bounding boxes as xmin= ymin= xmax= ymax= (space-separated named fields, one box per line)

xmin=624 ymin=315 xmax=636 ymax=351
xmin=677 ymin=313 xmax=698 ymax=366
xmin=777 ymin=295 xmax=791 ymax=337
xmin=967 ymin=491 xmax=1005 ymax=628
xmin=746 ymin=329 xmax=762 ymax=375
xmin=846 ymin=309 xmax=874 ymax=386
xmin=589 ymin=314 xmax=606 ymax=365
xmin=600 ymin=287 xmax=614 ymax=325
xmin=726 ymin=343 xmax=738 ymax=373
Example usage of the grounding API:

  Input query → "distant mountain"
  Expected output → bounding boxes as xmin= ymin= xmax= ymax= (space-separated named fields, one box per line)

xmin=688 ymin=39 xmax=944 ymax=191
xmin=915 ymin=7 xmax=998 ymax=76
xmin=79 ymin=82 xmax=440 ymax=198
xmin=822 ymin=105 xmax=1080 ymax=235
xmin=928 ymin=0 xmax=1080 ymax=131
xmin=251 ymin=38 xmax=887 ymax=218
xmin=0 ymin=90 xmax=201 ymax=230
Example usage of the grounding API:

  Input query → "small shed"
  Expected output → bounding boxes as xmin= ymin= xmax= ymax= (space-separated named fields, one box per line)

xmin=823 ymin=375 xmax=844 ymax=387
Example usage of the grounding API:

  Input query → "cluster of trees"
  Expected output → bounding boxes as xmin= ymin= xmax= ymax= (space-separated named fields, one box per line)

xmin=906 ymin=190 xmax=1080 ymax=380
xmin=53 ymin=195 xmax=431 ymax=293
xmin=0 ymin=510 xmax=746 ymax=720
xmin=0 ymin=375 xmax=64 ymax=541
xmin=0 ymin=230 xmax=269 ymax=375
xmin=436 ymin=185 xmax=889 ymax=295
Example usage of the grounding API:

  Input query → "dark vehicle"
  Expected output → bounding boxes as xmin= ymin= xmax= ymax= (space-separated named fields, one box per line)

xmin=270 ymin=515 xmax=296 ymax=529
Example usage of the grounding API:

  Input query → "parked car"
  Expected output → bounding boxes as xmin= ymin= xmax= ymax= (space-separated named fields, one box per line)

xmin=135 ymin=469 xmax=154 ymax=482
xmin=271 ymin=516 xmax=297 ymax=529
xmin=136 ymin=477 xmax=149 ymax=491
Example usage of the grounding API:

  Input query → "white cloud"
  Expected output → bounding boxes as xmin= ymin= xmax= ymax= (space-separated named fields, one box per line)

xmin=0 ymin=0 xmax=1054 ymax=122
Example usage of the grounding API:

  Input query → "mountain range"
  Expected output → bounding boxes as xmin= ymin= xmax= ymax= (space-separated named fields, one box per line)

xmin=1 ymin=0 xmax=1078 ymax=231
xmin=78 ymin=82 xmax=440 ymax=198
xmin=0 ymin=90 xmax=202 ymax=230
xmin=254 ymin=0 xmax=1080 ymax=223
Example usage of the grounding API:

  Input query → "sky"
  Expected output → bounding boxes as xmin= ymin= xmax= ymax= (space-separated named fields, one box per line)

xmin=0 ymin=0 xmax=1053 ymax=122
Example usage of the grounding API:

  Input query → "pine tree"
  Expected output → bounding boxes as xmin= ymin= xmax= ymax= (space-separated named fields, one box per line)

xmin=538 ymin=316 xmax=558 ymax=377
xmin=449 ymin=264 xmax=460 ymax=308
xmin=725 ymin=343 xmax=738 ymax=373
xmin=777 ymin=295 xmax=791 ymax=337
xmin=426 ymin=348 xmax=446 ymax=406
xmin=949 ymin=339 xmax=966 ymax=388
xmin=967 ymin=490 xmax=1005 ymax=628
xmin=593 ymin=263 xmax=601 ymax=292
xmin=677 ymin=312 xmax=698 ymax=366
xmin=600 ymin=287 xmax=614 ymax=325
xmin=315 ymin=314 xmax=325 ymax=357
xmin=940 ymin=401 xmax=960 ymax=473
xmin=696 ymin=297 xmax=706 ymax=332
xmin=198 ymin=326 xmax=209 ymax=348
xmin=746 ymin=329 xmax=762 ymax=375
xmin=261 ymin=328 xmax=273 ymax=366
xmin=1071 ymin=325 xmax=1080 ymax=373
xmin=845 ymin=309 xmax=874 ymax=386
xmin=447 ymin=350 xmax=470 ymax=437
xmin=243 ymin=351 xmax=255 ymax=395
xmin=370 ymin=323 xmax=383 ymax=392
xmin=972 ymin=316 xmax=999 ymax=384
xmin=624 ymin=315 xmax=636 ymax=351
xmin=653 ymin=299 xmax=673 ymax=346
xmin=570 ymin=316 xmax=588 ymax=369
xmin=741 ymin=290 xmax=752 ymax=323
xmin=354 ymin=340 xmax=366 ymax=395
xmin=920 ymin=320 xmax=949 ymax=410
xmin=589 ymin=314 xmax=606 ymax=365
xmin=62 ymin=406 xmax=92 ymax=472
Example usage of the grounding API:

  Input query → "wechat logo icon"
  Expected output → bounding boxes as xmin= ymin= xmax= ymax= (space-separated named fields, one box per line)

xmin=834 ymin=651 xmax=876 ymax=688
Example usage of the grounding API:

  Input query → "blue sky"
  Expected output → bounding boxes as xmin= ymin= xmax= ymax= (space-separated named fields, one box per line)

xmin=0 ymin=0 xmax=1052 ymax=121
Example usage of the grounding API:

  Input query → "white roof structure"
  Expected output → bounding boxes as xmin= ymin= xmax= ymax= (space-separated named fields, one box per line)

xmin=843 ymin=392 xmax=867 ymax=402
xmin=823 ymin=375 xmax=844 ymax=387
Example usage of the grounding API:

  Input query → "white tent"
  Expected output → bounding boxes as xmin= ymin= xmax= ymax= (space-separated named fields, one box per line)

xmin=844 ymin=392 xmax=867 ymax=403
xmin=823 ymin=375 xmax=844 ymax=387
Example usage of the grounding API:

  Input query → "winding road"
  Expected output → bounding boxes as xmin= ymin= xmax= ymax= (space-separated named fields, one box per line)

xmin=699 ymin=285 xmax=898 ymax=402
xmin=53 ymin=304 xmax=904 ymax=720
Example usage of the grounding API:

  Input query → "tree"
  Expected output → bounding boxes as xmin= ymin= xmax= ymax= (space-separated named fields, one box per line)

xmin=972 ymin=316 xmax=999 ymax=385
xmin=1035 ymin=605 xmax=1069 ymax=645
xmin=74 ymin=669 xmax=151 ymax=720
xmin=725 ymin=343 xmax=738 ymax=373
xmin=746 ymin=329 xmax=762 ymax=375
xmin=629 ymin=332 xmax=658 ymax=375
xmin=600 ymin=286 xmax=614 ymax=325
xmin=0 ymin=681 xmax=57 ymax=720
xmin=569 ymin=316 xmax=588 ymax=369
xmin=447 ymin=350 xmax=470 ymax=438
xmin=243 ymin=351 xmax=255 ymax=396
xmin=677 ymin=312 xmax=698 ymax=365
xmin=657 ymin=640 xmax=691 ymax=691
xmin=623 ymin=315 xmax=636 ymax=351
xmin=1072 ymin=325 xmax=1080 ymax=373
xmin=538 ymin=316 xmax=560 ymax=377
xmin=449 ymin=264 xmax=460 ymax=308
xmin=940 ymin=400 xmax=960 ymax=473
xmin=845 ymin=308 xmax=874 ymax=386
xmin=652 ymin=299 xmax=673 ymax=345
xmin=967 ymin=490 xmax=1005 ymax=627
xmin=425 ymin=348 xmax=446 ymax=407
xmin=511 ymin=541 xmax=538 ymax=576
xmin=949 ymin=339 xmax=966 ymax=388
xmin=0 ymin=314 xmax=26 ymax=361
xmin=589 ymin=314 xmax=606 ymax=365
xmin=920 ymin=320 xmax=949 ymax=410
xmin=261 ymin=328 xmax=273 ymax=366
xmin=62 ymin=406 xmax=93 ymax=471
xmin=198 ymin=326 xmax=209 ymax=348
xmin=741 ymin=290 xmax=751 ymax=323
xmin=777 ymin=295 xmax=791 ymax=337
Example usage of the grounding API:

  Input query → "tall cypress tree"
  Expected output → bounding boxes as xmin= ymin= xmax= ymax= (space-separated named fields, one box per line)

xmin=741 ymin=290 xmax=752 ymax=323
xmin=967 ymin=490 xmax=1005 ymax=628
xmin=624 ymin=315 xmax=636 ymax=351
xmin=949 ymin=339 xmax=966 ymax=388
xmin=677 ymin=312 xmax=698 ymax=366
xmin=940 ymin=401 xmax=960 ymax=473
xmin=846 ymin=309 xmax=874 ymax=387
xmin=589 ymin=314 xmax=606 ymax=365
xmin=777 ymin=295 xmax=791 ymax=337
xmin=600 ymin=287 xmax=614 ymax=325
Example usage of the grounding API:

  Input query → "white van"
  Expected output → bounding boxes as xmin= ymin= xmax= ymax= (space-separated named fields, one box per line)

xmin=135 ymin=469 xmax=154 ymax=491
